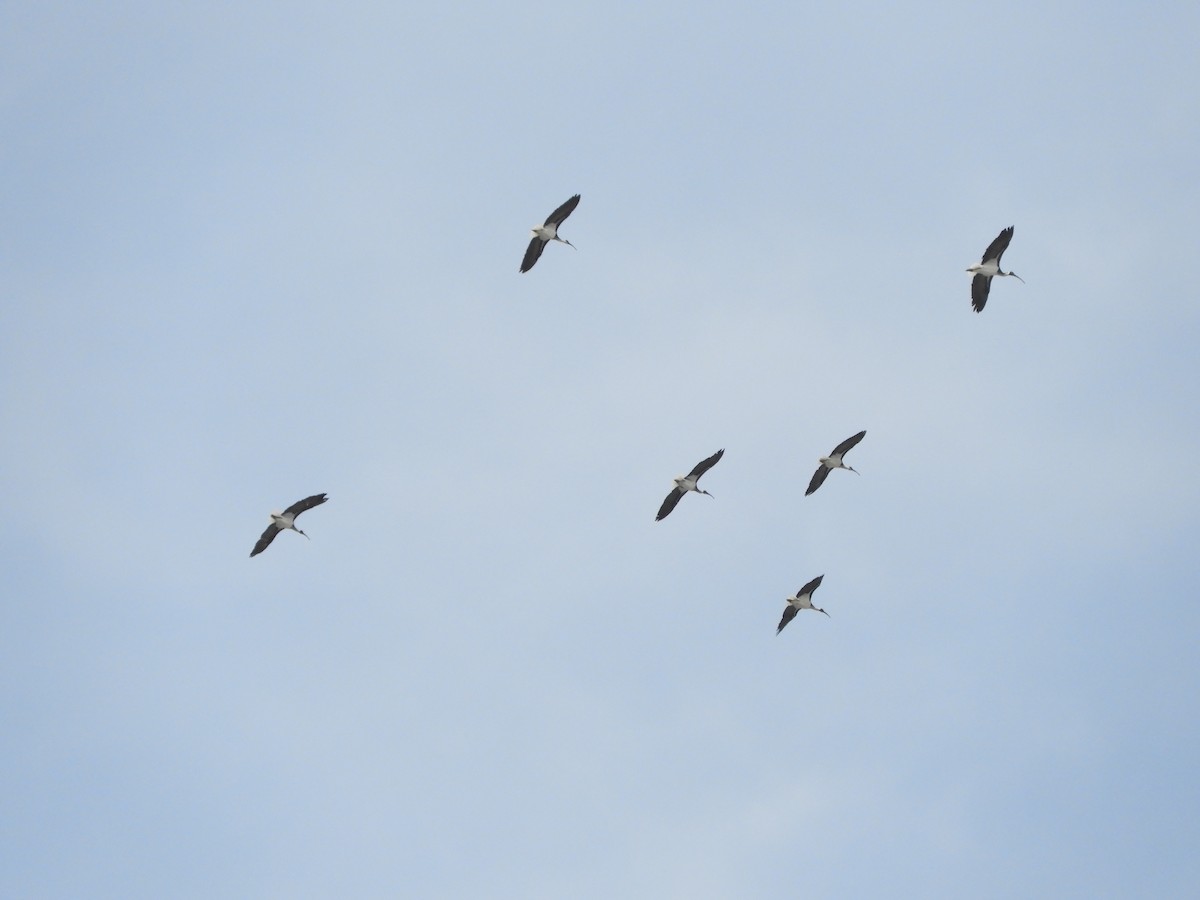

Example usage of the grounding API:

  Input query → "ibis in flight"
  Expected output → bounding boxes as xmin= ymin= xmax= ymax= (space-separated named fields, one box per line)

xmin=777 ymin=575 xmax=828 ymax=635
xmin=806 ymin=431 xmax=866 ymax=496
xmin=656 ymin=449 xmax=724 ymax=521
xmin=967 ymin=226 xmax=1024 ymax=312
xmin=250 ymin=493 xmax=328 ymax=557
xmin=520 ymin=194 xmax=580 ymax=273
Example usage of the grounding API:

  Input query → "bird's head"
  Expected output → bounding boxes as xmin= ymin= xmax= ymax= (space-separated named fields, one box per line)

xmin=1009 ymin=271 xmax=1025 ymax=283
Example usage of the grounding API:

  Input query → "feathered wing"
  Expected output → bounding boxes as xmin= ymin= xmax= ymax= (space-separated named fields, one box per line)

xmin=545 ymin=194 xmax=581 ymax=226
xmin=831 ymin=431 xmax=866 ymax=458
xmin=656 ymin=487 xmax=686 ymax=521
xmin=971 ymin=273 xmax=990 ymax=312
xmin=250 ymin=523 xmax=281 ymax=557
xmin=688 ymin=448 xmax=725 ymax=479
xmin=797 ymin=574 xmax=824 ymax=598
xmin=284 ymin=493 xmax=328 ymax=519
xmin=520 ymin=236 xmax=546 ymax=273
xmin=805 ymin=464 xmax=831 ymax=496
xmin=776 ymin=604 xmax=799 ymax=634
xmin=980 ymin=226 xmax=1014 ymax=265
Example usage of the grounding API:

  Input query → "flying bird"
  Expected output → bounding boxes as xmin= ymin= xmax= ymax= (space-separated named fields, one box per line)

xmin=520 ymin=194 xmax=580 ymax=273
xmin=656 ymin=449 xmax=724 ymax=521
xmin=776 ymin=575 xmax=828 ymax=634
xmin=806 ymin=431 xmax=866 ymax=496
xmin=250 ymin=493 xmax=328 ymax=557
xmin=967 ymin=226 xmax=1024 ymax=312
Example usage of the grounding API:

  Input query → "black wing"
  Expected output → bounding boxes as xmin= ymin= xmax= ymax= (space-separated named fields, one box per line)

xmin=971 ymin=273 xmax=990 ymax=313
xmin=520 ymin=236 xmax=546 ymax=273
xmin=250 ymin=523 xmax=281 ymax=557
xmin=544 ymin=194 xmax=581 ymax=227
xmin=776 ymin=605 xmax=799 ymax=634
xmin=980 ymin=226 xmax=1014 ymax=265
xmin=796 ymin=574 xmax=824 ymax=598
xmin=805 ymin=465 xmax=831 ymax=496
xmin=284 ymin=493 xmax=328 ymax=518
xmin=831 ymin=430 xmax=866 ymax=458
xmin=655 ymin=487 xmax=686 ymax=521
xmin=687 ymin=448 xmax=725 ymax=479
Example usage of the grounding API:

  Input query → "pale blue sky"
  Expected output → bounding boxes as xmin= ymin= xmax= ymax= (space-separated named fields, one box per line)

xmin=3 ymin=2 xmax=1199 ymax=898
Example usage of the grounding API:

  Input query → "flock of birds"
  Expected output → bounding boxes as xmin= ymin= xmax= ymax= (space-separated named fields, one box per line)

xmin=251 ymin=196 xmax=1024 ymax=635
xmin=647 ymin=427 xmax=865 ymax=634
